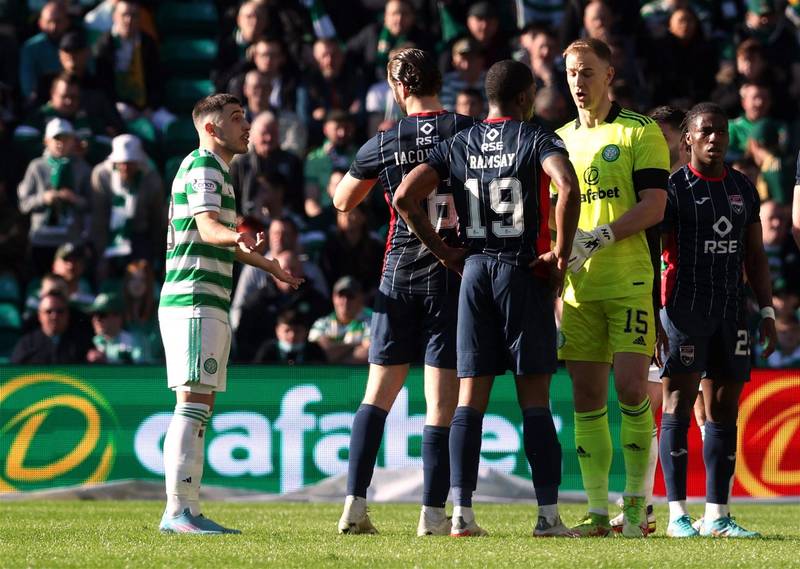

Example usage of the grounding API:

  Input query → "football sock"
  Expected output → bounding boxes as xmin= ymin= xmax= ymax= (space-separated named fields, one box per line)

xmin=346 ymin=404 xmax=388 ymax=498
xmin=522 ymin=407 xmax=561 ymax=507
xmin=450 ymin=406 xmax=484 ymax=507
xmin=668 ymin=500 xmax=689 ymax=522
xmin=645 ymin=425 xmax=658 ymax=505
xmin=704 ymin=421 xmax=737 ymax=510
xmin=422 ymin=425 xmax=450 ymax=508
xmin=574 ymin=406 xmax=612 ymax=515
xmin=659 ymin=413 xmax=690 ymax=503
xmin=163 ymin=402 xmax=209 ymax=518
xmin=188 ymin=410 xmax=211 ymax=516
xmin=620 ymin=398 xmax=653 ymax=496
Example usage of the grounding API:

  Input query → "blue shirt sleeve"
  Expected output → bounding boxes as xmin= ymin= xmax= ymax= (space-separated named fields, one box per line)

xmin=348 ymin=135 xmax=383 ymax=180
xmin=536 ymin=128 xmax=569 ymax=164
xmin=425 ymin=138 xmax=452 ymax=181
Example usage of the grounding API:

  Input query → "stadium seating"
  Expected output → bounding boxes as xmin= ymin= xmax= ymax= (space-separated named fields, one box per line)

xmin=156 ymin=1 xmax=218 ymax=36
xmin=163 ymin=117 xmax=198 ymax=159
xmin=160 ymin=38 xmax=218 ymax=76
xmin=164 ymin=79 xmax=215 ymax=114
xmin=0 ymin=273 xmax=21 ymax=304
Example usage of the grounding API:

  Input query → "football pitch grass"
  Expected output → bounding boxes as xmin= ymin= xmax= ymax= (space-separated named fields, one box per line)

xmin=2 ymin=501 xmax=799 ymax=568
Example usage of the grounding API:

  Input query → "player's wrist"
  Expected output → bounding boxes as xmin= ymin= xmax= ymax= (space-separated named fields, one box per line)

xmin=591 ymin=224 xmax=615 ymax=247
xmin=760 ymin=306 xmax=775 ymax=320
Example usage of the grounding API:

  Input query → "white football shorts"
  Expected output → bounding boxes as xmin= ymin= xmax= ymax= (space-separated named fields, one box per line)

xmin=160 ymin=316 xmax=231 ymax=393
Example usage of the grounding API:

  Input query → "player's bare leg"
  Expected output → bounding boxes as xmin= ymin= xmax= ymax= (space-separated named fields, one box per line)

xmin=418 ymin=365 xmax=459 ymax=536
xmin=515 ymin=374 xmax=576 ymax=537
xmin=339 ymin=364 xmax=408 ymax=534
xmin=566 ymin=361 xmax=613 ymax=536
xmin=696 ymin=380 xmax=758 ymax=537
xmin=660 ymin=372 xmax=702 ymax=537
xmin=449 ymin=376 xmax=493 ymax=537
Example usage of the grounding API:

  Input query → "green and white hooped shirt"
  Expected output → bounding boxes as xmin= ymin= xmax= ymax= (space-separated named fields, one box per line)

xmin=159 ymin=148 xmax=236 ymax=323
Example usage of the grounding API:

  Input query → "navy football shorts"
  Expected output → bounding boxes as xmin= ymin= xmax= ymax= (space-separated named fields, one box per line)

xmin=368 ymin=286 xmax=458 ymax=369
xmin=660 ymin=306 xmax=751 ymax=383
xmin=457 ymin=254 xmax=557 ymax=378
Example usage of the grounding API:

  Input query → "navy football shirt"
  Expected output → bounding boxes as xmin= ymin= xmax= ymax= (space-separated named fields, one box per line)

xmin=348 ymin=111 xmax=475 ymax=295
xmin=425 ymin=118 xmax=568 ymax=267
xmin=662 ymin=164 xmax=760 ymax=319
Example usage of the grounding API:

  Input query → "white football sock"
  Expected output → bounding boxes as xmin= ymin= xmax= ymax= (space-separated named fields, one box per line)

xmin=668 ymin=500 xmax=689 ymax=522
xmin=163 ymin=402 xmax=209 ymax=517
xmin=421 ymin=505 xmax=447 ymax=521
xmin=188 ymin=411 xmax=211 ymax=516
xmin=538 ymin=504 xmax=559 ymax=524
xmin=704 ymin=502 xmax=729 ymax=522
xmin=453 ymin=506 xmax=474 ymax=523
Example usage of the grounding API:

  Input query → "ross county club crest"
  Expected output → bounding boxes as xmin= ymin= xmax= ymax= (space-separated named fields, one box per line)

xmin=679 ymin=345 xmax=695 ymax=366
xmin=729 ymin=194 xmax=744 ymax=214
xmin=601 ymin=144 xmax=620 ymax=162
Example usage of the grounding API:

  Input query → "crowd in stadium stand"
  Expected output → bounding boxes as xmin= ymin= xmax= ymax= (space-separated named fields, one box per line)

xmin=1 ymin=0 xmax=799 ymax=367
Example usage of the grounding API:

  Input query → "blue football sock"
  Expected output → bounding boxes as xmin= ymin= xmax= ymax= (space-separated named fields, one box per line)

xmin=659 ymin=413 xmax=690 ymax=502
xmin=422 ymin=425 xmax=450 ymax=508
xmin=522 ymin=407 xmax=561 ymax=506
xmin=449 ymin=406 xmax=484 ymax=507
xmin=346 ymin=404 xmax=388 ymax=498
xmin=704 ymin=421 xmax=737 ymax=505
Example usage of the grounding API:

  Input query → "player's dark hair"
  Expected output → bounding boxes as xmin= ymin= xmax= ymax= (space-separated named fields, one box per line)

xmin=681 ymin=102 xmax=727 ymax=141
xmin=387 ymin=48 xmax=442 ymax=97
xmin=192 ymin=93 xmax=241 ymax=125
xmin=648 ymin=105 xmax=686 ymax=131
xmin=484 ymin=59 xmax=534 ymax=106
xmin=563 ymin=38 xmax=612 ymax=63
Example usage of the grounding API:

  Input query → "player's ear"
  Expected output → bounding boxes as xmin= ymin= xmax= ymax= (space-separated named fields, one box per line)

xmin=606 ymin=64 xmax=615 ymax=85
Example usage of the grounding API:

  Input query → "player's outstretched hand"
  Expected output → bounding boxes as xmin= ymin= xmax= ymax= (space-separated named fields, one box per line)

xmin=531 ymin=251 xmax=567 ymax=296
xmin=441 ymin=246 xmax=467 ymax=276
xmin=654 ymin=318 xmax=669 ymax=367
xmin=265 ymin=257 xmax=304 ymax=289
xmin=759 ymin=317 xmax=777 ymax=359
xmin=236 ymin=232 xmax=257 ymax=254
xmin=253 ymin=231 xmax=268 ymax=256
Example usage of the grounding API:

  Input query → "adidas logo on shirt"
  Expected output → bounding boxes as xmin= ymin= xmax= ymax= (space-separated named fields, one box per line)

xmin=633 ymin=336 xmax=646 ymax=346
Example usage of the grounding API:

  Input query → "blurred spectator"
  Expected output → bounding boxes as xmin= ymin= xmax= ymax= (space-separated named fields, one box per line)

xmin=773 ymin=286 xmax=800 ymax=322
xmin=515 ymin=0 xmax=567 ymax=29
xmin=747 ymin=120 xmax=789 ymax=204
xmin=319 ymin=201 xmax=383 ymax=300
xmin=728 ymin=81 xmax=787 ymax=160
xmin=57 ymin=30 xmax=124 ymax=134
xmin=304 ymin=110 xmax=357 ymax=218
xmin=20 ymin=271 xmax=92 ymax=340
xmin=231 ymin=216 xmax=329 ymax=331
xmin=25 ymin=241 xmax=95 ymax=311
xmin=94 ymin=0 xmax=162 ymax=121
xmin=581 ymin=0 xmax=615 ymax=42
xmin=640 ymin=0 xmax=712 ymax=39
xmin=761 ymin=315 xmax=800 ymax=367
xmin=122 ymin=258 xmax=162 ymax=363
xmin=86 ymin=291 xmax=145 ymax=364
xmin=241 ymin=172 xmax=293 ymax=226
xmin=233 ymin=249 xmax=329 ymax=362
xmin=11 ymin=290 xmax=92 ymax=364
xmin=85 ymin=0 xmax=158 ymax=38
xmin=309 ymin=276 xmax=371 ymax=364
xmin=440 ymin=38 xmax=486 ymax=111
xmin=560 ymin=0 xmax=644 ymax=49
xmin=346 ymin=0 xmax=434 ymax=82
xmin=19 ymin=1 xmax=70 ymax=107
xmin=518 ymin=25 xmax=567 ymax=95
xmin=761 ymin=200 xmax=800 ymax=292
xmin=735 ymin=0 xmax=800 ymax=101
xmin=228 ymin=37 xmax=302 ymax=116
xmin=304 ymin=37 xmax=365 ymax=143
xmin=214 ymin=0 xmax=268 ymax=90
xmin=252 ymin=307 xmax=327 ymax=364
xmin=650 ymin=7 xmax=717 ymax=107
xmin=364 ymin=44 xmax=410 ymax=135
xmin=17 ymin=119 xmax=92 ymax=274
xmin=454 ymin=87 xmax=485 ymax=119
xmin=231 ymin=110 xmax=305 ymax=215
xmin=0 ymin=177 xmax=27 ymax=280
xmin=464 ymin=2 xmax=511 ymax=67
xmin=91 ymin=134 xmax=165 ymax=279
xmin=534 ymin=86 xmax=571 ymax=131
xmin=241 ymin=70 xmax=307 ymax=156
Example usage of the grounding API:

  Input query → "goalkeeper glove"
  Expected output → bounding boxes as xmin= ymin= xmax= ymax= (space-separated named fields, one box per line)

xmin=568 ymin=224 xmax=615 ymax=272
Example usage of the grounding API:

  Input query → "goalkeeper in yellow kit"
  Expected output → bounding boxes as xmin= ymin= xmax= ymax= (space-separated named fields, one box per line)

xmin=554 ymin=38 xmax=670 ymax=537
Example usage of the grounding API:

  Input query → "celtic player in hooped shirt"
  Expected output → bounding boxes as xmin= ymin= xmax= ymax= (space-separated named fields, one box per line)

xmin=158 ymin=94 xmax=302 ymax=535
xmin=554 ymin=38 xmax=670 ymax=538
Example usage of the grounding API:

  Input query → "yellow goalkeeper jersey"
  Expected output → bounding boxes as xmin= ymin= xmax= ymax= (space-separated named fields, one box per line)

xmin=555 ymin=102 xmax=669 ymax=302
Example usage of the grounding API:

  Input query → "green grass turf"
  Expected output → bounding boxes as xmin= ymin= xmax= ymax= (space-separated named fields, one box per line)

xmin=1 ymin=502 xmax=798 ymax=568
